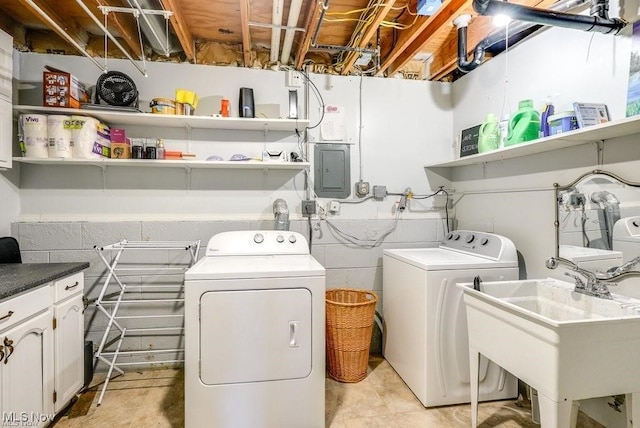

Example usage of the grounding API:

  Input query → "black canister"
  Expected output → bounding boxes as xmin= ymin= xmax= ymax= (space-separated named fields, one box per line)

xmin=145 ymin=146 xmax=156 ymax=159
xmin=132 ymin=144 xmax=143 ymax=159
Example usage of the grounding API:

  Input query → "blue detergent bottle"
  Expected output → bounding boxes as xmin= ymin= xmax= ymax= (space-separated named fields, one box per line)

xmin=540 ymin=99 xmax=555 ymax=137
xmin=505 ymin=99 xmax=541 ymax=146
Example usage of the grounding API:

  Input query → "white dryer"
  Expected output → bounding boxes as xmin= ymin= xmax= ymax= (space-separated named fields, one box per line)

xmin=383 ymin=230 xmax=519 ymax=408
xmin=184 ymin=230 xmax=325 ymax=428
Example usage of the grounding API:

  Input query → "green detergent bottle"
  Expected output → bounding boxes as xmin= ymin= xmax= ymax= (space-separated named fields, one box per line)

xmin=505 ymin=99 xmax=541 ymax=146
xmin=478 ymin=113 xmax=500 ymax=153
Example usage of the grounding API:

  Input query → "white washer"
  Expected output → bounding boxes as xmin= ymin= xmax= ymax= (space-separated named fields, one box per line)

xmin=383 ymin=230 xmax=519 ymax=408
xmin=184 ymin=230 xmax=325 ymax=428
xmin=613 ymin=216 xmax=640 ymax=263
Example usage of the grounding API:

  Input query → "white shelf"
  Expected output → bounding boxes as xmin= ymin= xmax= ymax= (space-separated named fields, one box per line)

xmin=425 ymin=115 xmax=640 ymax=168
xmin=13 ymin=157 xmax=310 ymax=170
xmin=13 ymin=105 xmax=308 ymax=132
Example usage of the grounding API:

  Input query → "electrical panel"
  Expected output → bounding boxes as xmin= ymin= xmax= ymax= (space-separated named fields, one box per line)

xmin=314 ymin=144 xmax=350 ymax=198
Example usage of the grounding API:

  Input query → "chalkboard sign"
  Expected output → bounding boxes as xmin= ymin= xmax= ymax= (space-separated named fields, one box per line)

xmin=459 ymin=124 xmax=480 ymax=157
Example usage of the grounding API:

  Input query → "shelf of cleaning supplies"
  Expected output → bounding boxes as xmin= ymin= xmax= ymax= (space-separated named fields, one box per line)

xmin=12 ymin=157 xmax=310 ymax=170
xmin=425 ymin=115 xmax=640 ymax=168
xmin=13 ymin=105 xmax=308 ymax=132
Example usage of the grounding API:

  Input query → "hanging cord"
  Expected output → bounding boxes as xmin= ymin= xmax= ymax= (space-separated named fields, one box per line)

xmin=324 ymin=209 xmax=401 ymax=249
xmin=580 ymin=202 xmax=591 ymax=247
xmin=500 ymin=23 xmax=510 ymax=119
xmin=358 ymin=71 xmax=364 ymax=181
xmin=134 ymin=11 xmax=148 ymax=71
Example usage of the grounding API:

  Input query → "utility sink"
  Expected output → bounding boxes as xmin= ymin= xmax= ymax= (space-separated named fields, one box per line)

xmin=458 ymin=278 xmax=640 ymax=428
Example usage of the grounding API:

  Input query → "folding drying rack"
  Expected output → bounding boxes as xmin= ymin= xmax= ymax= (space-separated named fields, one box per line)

xmin=93 ymin=239 xmax=201 ymax=405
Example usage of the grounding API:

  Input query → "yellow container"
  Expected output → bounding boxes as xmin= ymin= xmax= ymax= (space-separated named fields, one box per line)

xmin=150 ymin=98 xmax=176 ymax=115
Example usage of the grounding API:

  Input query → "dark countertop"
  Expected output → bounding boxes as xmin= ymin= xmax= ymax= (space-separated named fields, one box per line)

xmin=0 ymin=262 xmax=90 ymax=301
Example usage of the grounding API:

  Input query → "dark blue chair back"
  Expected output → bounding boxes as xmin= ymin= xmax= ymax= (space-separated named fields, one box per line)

xmin=0 ymin=237 xmax=22 ymax=264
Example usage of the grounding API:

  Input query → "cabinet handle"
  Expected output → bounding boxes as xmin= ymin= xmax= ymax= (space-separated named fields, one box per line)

xmin=65 ymin=281 xmax=79 ymax=291
xmin=0 ymin=311 xmax=13 ymax=321
xmin=3 ymin=337 xmax=14 ymax=364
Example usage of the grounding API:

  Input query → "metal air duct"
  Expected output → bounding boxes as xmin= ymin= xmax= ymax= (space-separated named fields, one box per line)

xmin=126 ymin=0 xmax=182 ymax=56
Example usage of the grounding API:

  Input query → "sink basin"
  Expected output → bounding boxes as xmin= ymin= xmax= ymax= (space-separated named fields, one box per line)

xmin=458 ymin=278 xmax=640 ymax=428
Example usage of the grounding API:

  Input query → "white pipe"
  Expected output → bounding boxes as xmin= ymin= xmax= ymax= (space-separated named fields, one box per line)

xmin=74 ymin=0 xmax=148 ymax=77
xmin=280 ymin=0 xmax=303 ymax=64
xmin=21 ymin=0 xmax=107 ymax=73
xmin=270 ymin=0 xmax=285 ymax=63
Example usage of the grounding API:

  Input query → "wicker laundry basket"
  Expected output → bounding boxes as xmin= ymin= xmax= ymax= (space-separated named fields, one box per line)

xmin=325 ymin=288 xmax=378 ymax=383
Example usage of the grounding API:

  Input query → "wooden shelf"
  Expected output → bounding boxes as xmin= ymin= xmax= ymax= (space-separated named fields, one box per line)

xmin=13 ymin=105 xmax=308 ymax=132
xmin=13 ymin=157 xmax=310 ymax=170
xmin=425 ymin=115 xmax=640 ymax=168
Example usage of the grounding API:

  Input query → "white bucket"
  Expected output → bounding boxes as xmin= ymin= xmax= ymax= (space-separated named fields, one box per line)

xmin=22 ymin=114 xmax=48 ymax=158
xmin=47 ymin=115 xmax=72 ymax=158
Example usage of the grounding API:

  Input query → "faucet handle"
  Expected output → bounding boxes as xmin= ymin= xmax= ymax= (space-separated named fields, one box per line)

xmin=564 ymin=272 xmax=586 ymax=289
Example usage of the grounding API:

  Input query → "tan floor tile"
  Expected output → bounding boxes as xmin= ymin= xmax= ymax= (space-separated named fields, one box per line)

xmin=325 ymin=380 xmax=390 ymax=420
xmin=342 ymin=414 xmax=402 ymax=428
xmin=326 ymin=415 xmax=347 ymax=428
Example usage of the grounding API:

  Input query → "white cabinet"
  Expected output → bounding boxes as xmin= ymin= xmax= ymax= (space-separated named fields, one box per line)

xmin=0 ymin=286 xmax=54 ymax=427
xmin=0 ymin=29 xmax=12 ymax=169
xmin=52 ymin=273 xmax=85 ymax=413
xmin=0 ymin=271 xmax=85 ymax=426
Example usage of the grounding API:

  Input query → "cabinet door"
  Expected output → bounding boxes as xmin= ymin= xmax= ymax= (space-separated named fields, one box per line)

xmin=0 ymin=99 xmax=11 ymax=169
xmin=54 ymin=293 xmax=84 ymax=413
xmin=0 ymin=310 xmax=54 ymax=427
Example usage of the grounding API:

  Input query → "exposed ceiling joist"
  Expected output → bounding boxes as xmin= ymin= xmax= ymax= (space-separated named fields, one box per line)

xmin=161 ymin=0 xmax=196 ymax=61
xmin=378 ymin=0 xmax=470 ymax=77
xmin=18 ymin=0 xmax=90 ymax=48
xmin=0 ymin=14 xmax=27 ymax=50
xmin=93 ymin=0 xmax=143 ymax=59
xmin=239 ymin=0 xmax=252 ymax=66
xmin=295 ymin=0 xmax=323 ymax=69
xmin=340 ymin=0 xmax=396 ymax=76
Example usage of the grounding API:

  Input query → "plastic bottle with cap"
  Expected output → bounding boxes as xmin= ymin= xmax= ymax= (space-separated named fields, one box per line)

xmin=478 ymin=113 xmax=500 ymax=153
xmin=498 ymin=113 xmax=510 ymax=148
xmin=156 ymin=138 xmax=166 ymax=160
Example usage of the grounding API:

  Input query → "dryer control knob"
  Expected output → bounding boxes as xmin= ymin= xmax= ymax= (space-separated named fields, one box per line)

xmin=446 ymin=233 xmax=454 ymax=240
xmin=254 ymin=233 xmax=264 ymax=243
xmin=633 ymin=220 xmax=640 ymax=228
xmin=453 ymin=233 xmax=460 ymax=240
xmin=465 ymin=234 xmax=475 ymax=243
xmin=480 ymin=237 xmax=489 ymax=246
xmin=289 ymin=235 xmax=297 ymax=243
xmin=277 ymin=235 xmax=285 ymax=243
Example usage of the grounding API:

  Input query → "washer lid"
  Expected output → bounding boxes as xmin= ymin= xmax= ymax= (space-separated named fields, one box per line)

xmin=185 ymin=254 xmax=325 ymax=280
xmin=560 ymin=245 xmax=623 ymax=263
xmin=383 ymin=248 xmax=518 ymax=270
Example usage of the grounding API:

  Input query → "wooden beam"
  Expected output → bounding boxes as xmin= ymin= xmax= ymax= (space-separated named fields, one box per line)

xmin=161 ymin=0 xmax=196 ymax=61
xmin=238 ymin=0 xmax=251 ymax=67
xmin=379 ymin=0 xmax=470 ymax=77
xmin=93 ymin=0 xmax=143 ymax=59
xmin=427 ymin=0 xmax=560 ymax=80
xmin=340 ymin=0 xmax=396 ymax=75
xmin=295 ymin=0 xmax=323 ymax=70
xmin=17 ymin=0 xmax=90 ymax=48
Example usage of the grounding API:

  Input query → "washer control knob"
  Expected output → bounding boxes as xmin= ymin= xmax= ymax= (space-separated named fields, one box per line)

xmin=289 ymin=235 xmax=297 ymax=243
xmin=633 ymin=220 xmax=640 ymax=228
xmin=453 ymin=233 xmax=460 ymax=240
xmin=276 ymin=235 xmax=285 ymax=243
xmin=465 ymin=234 xmax=475 ymax=243
xmin=446 ymin=233 xmax=454 ymax=240
xmin=254 ymin=233 xmax=264 ymax=244
xmin=480 ymin=237 xmax=489 ymax=246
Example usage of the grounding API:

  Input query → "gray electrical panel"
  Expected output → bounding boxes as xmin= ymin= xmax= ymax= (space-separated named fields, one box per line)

xmin=314 ymin=144 xmax=350 ymax=198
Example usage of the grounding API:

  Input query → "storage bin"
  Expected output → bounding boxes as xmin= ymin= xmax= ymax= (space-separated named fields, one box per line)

xmin=325 ymin=288 xmax=378 ymax=383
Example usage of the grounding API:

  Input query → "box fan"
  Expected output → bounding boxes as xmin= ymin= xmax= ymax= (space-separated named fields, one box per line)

xmin=83 ymin=71 xmax=139 ymax=112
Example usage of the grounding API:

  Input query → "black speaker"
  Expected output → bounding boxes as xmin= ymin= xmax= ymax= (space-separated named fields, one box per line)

xmin=239 ymin=87 xmax=255 ymax=118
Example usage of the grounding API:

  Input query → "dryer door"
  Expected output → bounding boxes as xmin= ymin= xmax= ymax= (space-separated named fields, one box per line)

xmin=199 ymin=287 xmax=312 ymax=385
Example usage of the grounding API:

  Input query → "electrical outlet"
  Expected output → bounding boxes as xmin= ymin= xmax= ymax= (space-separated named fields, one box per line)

xmin=570 ymin=193 xmax=586 ymax=207
xmin=356 ymin=180 xmax=370 ymax=197
xmin=302 ymin=200 xmax=316 ymax=216
xmin=286 ymin=70 xmax=303 ymax=87
xmin=328 ymin=200 xmax=340 ymax=214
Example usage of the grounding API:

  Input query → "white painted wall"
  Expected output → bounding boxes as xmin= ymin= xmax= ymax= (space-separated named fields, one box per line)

xmin=450 ymin=24 xmax=639 ymax=427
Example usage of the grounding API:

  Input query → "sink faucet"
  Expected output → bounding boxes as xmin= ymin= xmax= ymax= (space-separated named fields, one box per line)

xmin=605 ymin=256 xmax=640 ymax=278
xmin=564 ymin=267 xmax=616 ymax=299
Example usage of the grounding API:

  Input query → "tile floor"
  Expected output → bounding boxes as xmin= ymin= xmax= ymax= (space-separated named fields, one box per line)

xmin=52 ymin=355 xmax=602 ymax=427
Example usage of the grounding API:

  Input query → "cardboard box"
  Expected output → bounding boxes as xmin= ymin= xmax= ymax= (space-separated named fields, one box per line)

xmin=110 ymin=129 xmax=130 ymax=159
xmin=43 ymin=71 xmax=88 ymax=108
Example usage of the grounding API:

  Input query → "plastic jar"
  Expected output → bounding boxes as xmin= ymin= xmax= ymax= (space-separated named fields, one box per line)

xmin=548 ymin=111 xmax=579 ymax=135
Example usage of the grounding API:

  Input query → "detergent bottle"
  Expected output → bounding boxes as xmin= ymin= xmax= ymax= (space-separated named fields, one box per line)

xmin=478 ymin=113 xmax=500 ymax=153
xmin=505 ymin=99 xmax=541 ymax=146
xmin=540 ymin=97 xmax=555 ymax=138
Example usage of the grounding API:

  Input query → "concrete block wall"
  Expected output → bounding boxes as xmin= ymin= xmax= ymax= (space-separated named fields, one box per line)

xmin=12 ymin=216 xmax=445 ymax=369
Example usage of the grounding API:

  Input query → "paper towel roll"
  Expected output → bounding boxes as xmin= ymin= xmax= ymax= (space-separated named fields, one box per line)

xmin=22 ymin=114 xmax=48 ymax=158
xmin=70 ymin=116 xmax=112 ymax=159
xmin=47 ymin=115 xmax=72 ymax=158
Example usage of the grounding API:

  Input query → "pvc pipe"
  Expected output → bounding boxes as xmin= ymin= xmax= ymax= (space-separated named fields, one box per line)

xmin=281 ymin=0 xmax=304 ymax=64
xmin=270 ymin=0 xmax=285 ymax=63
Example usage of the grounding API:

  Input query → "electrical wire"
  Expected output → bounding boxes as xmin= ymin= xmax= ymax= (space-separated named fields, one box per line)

xmin=325 ymin=209 xmax=401 ymax=248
